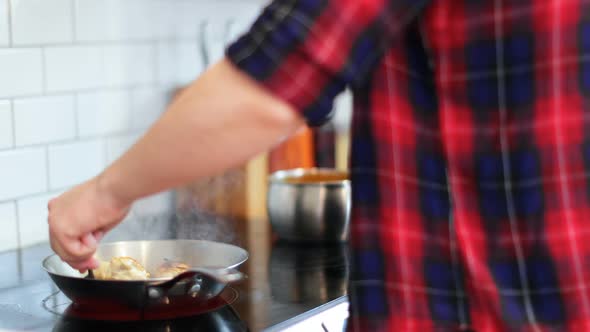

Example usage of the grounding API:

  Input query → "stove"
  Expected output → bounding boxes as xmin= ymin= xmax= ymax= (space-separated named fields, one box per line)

xmin=42 ymin=287 xmax=240 ymax=321
xmin=0 ymin=215 xmax=349 ymax=331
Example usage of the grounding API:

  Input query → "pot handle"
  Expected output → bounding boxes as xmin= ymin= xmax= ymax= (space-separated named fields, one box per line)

xmin=146 ymin=267 xmax=244 ymax=299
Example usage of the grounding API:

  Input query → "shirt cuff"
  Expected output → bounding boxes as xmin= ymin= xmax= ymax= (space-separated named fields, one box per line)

xmin=226 ymin=29 xmax=345 ymax=127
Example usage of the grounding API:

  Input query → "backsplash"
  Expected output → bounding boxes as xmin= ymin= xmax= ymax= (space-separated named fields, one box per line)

xmin=0 ymin=0 xmax=262 ymax=251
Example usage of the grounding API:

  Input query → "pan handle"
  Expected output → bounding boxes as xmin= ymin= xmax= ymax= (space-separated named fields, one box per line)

xmin=155 ymin=267 xmax=244 ymax=287
xmin=146 ymin=267 xmax=244 ymax=299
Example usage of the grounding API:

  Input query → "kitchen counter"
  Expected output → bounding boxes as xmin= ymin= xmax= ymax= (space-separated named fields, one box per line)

xmin=0 ymin=214 xmax=349 ymax=331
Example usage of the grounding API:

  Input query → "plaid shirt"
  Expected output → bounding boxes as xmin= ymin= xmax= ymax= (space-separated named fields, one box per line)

xmin=227 ymin=0 xmax=590 ymax=331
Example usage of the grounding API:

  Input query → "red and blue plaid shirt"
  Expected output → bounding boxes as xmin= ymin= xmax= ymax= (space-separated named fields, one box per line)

xmin=227 ymin=0 xmax=590 ymax=331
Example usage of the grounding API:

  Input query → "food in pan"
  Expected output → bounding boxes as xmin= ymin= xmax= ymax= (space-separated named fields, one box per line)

xmin=91 ymin=257 xmax=190 ymax=280
xmin=153 ymin=260 xmax=190 ymax=278
xmin=92 ymin=256 xmax=151 ymax=280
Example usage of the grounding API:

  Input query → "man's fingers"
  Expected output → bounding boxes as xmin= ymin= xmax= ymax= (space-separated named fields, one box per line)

xmin=80 ymin=232 xmax=99 ymax=249
xmin=47 ymin=197 xmax=60 ymax=211
xmin=93 ymin=230 xmax=105 ymax=242
xmin=64 ymin=254 xmax=98 ymax=272
xmin=72 ymin=257 xmax=99 ymax=272
xmin=49 ymin=224 xmax=105 ymax=270
xmin=51 ymin=233 xmax=97 ymax=266
xmin=49 ymin=225 xmax=69 ymax=261
xmin=74 ymin=232 xmax=102 ymax=272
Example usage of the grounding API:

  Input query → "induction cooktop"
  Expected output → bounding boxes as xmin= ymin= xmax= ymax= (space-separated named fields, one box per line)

xmin=0 ymin=219 xmax=349 ymax=332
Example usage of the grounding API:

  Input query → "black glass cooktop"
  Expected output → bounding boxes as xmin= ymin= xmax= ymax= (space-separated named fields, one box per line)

xmin=0 ymin=215 xmax=349 ymax=332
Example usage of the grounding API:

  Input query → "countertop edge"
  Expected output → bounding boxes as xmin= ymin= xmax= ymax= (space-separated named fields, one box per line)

xmin=262 ymin=295 xmax=349 ymax=332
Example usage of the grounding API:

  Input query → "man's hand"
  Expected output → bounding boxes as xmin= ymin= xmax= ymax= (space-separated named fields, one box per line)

xmin=48 ymin=176 xmax=130 ymax=272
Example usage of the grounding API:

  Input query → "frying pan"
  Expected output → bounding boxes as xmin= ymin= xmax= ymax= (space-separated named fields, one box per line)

xmin=42 ymin=240 xmax=248 ymax=310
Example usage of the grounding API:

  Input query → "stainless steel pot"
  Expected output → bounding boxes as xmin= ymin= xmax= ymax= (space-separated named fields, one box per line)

xmin=267 ymin=168 xmax=351 ymax=242
xmin=42 ymin=240 xmax=248 ymax=311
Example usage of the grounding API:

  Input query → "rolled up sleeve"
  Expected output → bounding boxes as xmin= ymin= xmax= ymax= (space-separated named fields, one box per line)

xmin=226 ymin=0 xmax=431 ymax=126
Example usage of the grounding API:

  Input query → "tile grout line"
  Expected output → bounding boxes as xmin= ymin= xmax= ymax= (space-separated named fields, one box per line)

xmin=0 ymin=127 xmax=147 ymax=153
xmin=127 ymin=88 xmax=134 ymax=133
xmin=153 ymin=40 xmax=161 ymax=85
xmin=70 ymin=0 xmax=77 ymax=42
xmin=0 ymin=37 xmax=202 ymax=49
xmin=44 ymin=145 xmax=51 ymax=193
xmin=103 ymin=136 xmax=109 ymax=167
xmin=0 ymin=186 xmax=70 ymax=206
xmin=13 ymin=199 xmax=22 ymax=252
xmin=73 ymin=93 xmax=80 ymax=139
xmin=40 ymin=47 xmax=48 ymax=94
xmin=0 ymin=82 xmax=159 ymax=100
xmin=9 ymin=99 xmax=15 ymax=148
xmin=6 ymin=0 xmax=12 ymax=46
xmin=15 ymin=201 xmax=23 ymax=278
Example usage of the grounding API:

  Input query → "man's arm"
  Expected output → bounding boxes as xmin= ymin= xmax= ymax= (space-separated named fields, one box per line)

xmin=48 ymin=58 xmax=304 ymax=270
xmin=101 ymin=59 xmax=303 ymax=204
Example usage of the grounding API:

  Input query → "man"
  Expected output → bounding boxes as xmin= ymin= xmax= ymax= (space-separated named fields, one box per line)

xmin=48 ymin=0 xmax=590 ymax=330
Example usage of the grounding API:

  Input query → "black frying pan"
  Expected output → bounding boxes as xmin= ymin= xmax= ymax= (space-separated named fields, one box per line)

xmin=42 ymin=240 xmax=248 ymax=311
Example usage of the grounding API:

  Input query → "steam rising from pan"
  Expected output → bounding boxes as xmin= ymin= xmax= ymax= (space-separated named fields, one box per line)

xmin=103 ymin=161 xmax=245 ymax=245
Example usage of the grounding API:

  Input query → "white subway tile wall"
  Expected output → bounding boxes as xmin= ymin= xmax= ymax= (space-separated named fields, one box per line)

xmin=0 ymin=0 xmax=8 ymax=46
xmin=132 ymin=191 xmax=175 ymax=217
xmin=157 ymin=41 xmax=184 ymax=86
xmin=14 ymin=96 xmax=76 ymax=146
xmin=0 ymin=148 xmax=47 ymax=201
xmin=0 ymin=49 xmax=43 ymax=98
xmin=157 ymin=41 xmax=204 ymax=86
xmin=0 ymin=100 xmax=12 ymax=149
xmin=105 ymin=133 xmax=140 ymax=164
xmin=0 ymin=202 xmax=18 ymax=251
xmin=174 ymin=41 xmax=204 ymax=86
xmin=44 ymin=46 xmax=105 ymax=92
xmin=77 ymin=91 xmax=131 ymax=137
xmin=162 ymin=2 xmax=203 ymax=40
xmin=17 ymin=192 xmax=59 ymax=247
xmin=103 ymin=45 xmax=157 ymax=87
xmin=129 ymin=87 xmax=167 ymax=130
xmin=11 ymin=0 xmax=73 ymax=45
xmin=75 ymin=0 xmax=155 ymax=42
xmin=48 ymin=140 xmax=106 ymax=190
xmin=0 ymin=0 xmax=263 ymax=251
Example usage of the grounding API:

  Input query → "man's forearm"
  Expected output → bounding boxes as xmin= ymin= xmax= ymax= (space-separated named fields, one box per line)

xmin=97 ymin=58 xmax=304 ymax=206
